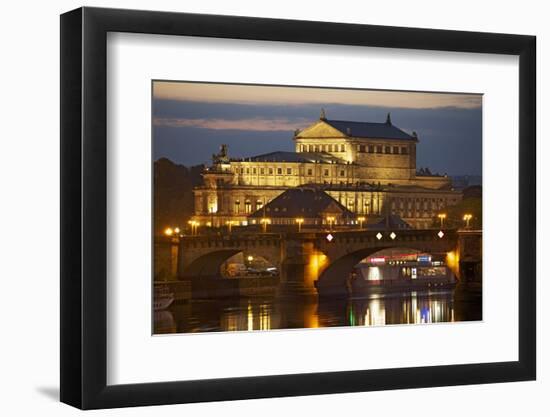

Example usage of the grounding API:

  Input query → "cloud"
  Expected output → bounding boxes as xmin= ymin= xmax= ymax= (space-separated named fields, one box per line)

xmin=153 ymin=81 xmax=482 ymax=110
xmin=153 ymin=117 xmax=311 ymax=132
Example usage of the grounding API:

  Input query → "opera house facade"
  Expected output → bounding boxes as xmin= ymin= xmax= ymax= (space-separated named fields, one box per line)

xmin=191 ymin=112 xmax=462 ymax=229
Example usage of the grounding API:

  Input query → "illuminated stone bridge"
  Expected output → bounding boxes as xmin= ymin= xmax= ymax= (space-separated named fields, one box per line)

xmin=177 ymin=229 xmax=475 ymax=297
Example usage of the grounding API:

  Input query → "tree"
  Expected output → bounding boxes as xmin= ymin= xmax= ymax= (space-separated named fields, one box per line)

xmin=154 ymin=158 xmax=204 ymax=235
xmin=432 ymin=186 xmax=482 ymax=229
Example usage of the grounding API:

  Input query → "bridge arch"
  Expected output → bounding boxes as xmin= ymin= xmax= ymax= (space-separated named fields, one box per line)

xmin=316 ymin=247 xmax=428 ymax=297
xmin=180 ymin=249 xmax=280 ymax=279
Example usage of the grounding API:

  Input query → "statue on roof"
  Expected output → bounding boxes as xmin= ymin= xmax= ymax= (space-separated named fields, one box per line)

xmin=212 ymin=144 xmax=230 ymax=164
xmin=386 ymin=112 xmax=392 ymax=125
xmin=320 ymin=108 xmax=327 ymax=120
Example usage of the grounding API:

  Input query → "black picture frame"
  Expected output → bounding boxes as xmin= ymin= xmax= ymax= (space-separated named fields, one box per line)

xmin=60 ymin=6 xmax=536 ymax=410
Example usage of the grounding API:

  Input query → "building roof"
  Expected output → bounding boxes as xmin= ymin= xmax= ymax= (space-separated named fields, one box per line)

xmin=324 ymin=118 xmax=416 ymax=141
xmin=240 ymin=151 xmax=347 ymax=164
xmin=369 ymin=214 xmax=413 ymax=230
xmin=248 ymin=188 xmax=355 ymax=219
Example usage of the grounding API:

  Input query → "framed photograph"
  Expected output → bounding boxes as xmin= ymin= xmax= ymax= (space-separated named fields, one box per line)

xmin=60 ymin=7 xmax=536 ymax=409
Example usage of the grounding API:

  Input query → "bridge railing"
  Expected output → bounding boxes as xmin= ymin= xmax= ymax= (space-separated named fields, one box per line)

xmin=176 ymin=228 xmax=460 ymax=247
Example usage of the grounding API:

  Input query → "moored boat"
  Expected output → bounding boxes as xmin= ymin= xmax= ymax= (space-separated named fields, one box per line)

xmin=154 ymin=284 xmax=175 ymax=311
xmin=350 ymin=262 xmax=457 ymax=295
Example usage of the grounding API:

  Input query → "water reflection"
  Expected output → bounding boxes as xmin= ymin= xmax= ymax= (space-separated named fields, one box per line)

xmin=155 ymin=289 xmax=481 ymax=334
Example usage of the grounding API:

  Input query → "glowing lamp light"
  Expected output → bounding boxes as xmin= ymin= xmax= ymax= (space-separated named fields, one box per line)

xmin=260 ymin=217 xmax=271 ymax=232
xmin=438 ymin=230 xmax=445 ymax=239
xmin=376 ymin=232 xmax=383 ymax=240
xmin=164 ymin=227 xmax=173 ymax=236
xmin=326 ymin=233 xmax=334 ymax=242
xmin=437 ymin=213 xmax=447 ymax=228
xmin=174 ymin=227 xmax=180 ymax=234
xmin=247 ymin=255 xmax=254 ymax=262
xmin=390 ymin=232 xmax=396 ymax=240
xmin=295 ymin=217 xmax=304 ymax=232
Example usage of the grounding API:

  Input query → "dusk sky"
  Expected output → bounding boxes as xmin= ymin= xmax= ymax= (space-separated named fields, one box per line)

xmin=153 ymin=82 xmax=482 ymax=176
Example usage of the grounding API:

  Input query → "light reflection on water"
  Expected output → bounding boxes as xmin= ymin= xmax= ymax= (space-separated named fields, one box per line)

xmin=154 ymin=290 xmax=482 ymax=334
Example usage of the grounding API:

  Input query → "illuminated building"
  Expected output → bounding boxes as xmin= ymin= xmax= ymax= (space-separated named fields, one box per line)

xmin=192 ymin=112 xmax=461 ymax=229
xmin=247 ymin=187 xmax=355 ymax=227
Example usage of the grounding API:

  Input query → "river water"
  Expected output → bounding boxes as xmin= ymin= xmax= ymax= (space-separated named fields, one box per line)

xmin=154 ymin=289 xmax=482 ymax=334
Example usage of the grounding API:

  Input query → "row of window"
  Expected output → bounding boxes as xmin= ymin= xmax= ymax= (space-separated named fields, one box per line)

xmin=233 ymin=200 xmax=265 ymax=214
xmin=298 ymin=143 xmax=409 ymax=155
xmin=310 ymin=168 xmax=348 ymax=177
xmin=235 ymin=166 xmax=293 ymax=176
xmin=300 ymin=144 xmax=345 ymax=153
xmin=235 ymin=166 xmax=351 ymax=177
xmin=358 ymin=144 xmax=408 ymax=155
xmin=229 ymin=196 xmax=455 ymax=215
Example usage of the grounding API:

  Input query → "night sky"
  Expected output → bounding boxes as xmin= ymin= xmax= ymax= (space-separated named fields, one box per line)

xmin=152 ymin=82 xmax=482 ymax=176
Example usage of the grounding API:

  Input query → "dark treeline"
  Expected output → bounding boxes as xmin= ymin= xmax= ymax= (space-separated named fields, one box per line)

xmin=154 ymin=158 xmax=203 ymax=235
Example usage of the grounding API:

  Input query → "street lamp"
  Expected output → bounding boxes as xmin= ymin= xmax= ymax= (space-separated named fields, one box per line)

xmin=357 ymin=216 xmax=366 ymax=229
xmin=226 ymin=220 xmax=236 ymax=234
xmin=295 ymin=218 xmax=304 ymax=232
xmin=188 ymin=220 xmax=199 ymax=235
xmin=209 ymin=207 xmax=215 ymax=228
xmin=437 ymin=213 xmax=447 ymax=229
xmin=260 ymin=218 xmax=270 ymax=233
xmin=164 ymin=227 xmax=174 ymax=237
xmin=326 ymin=216 xmax=335 ymax=231
xmin=463 ymin=213 xmax=473 ymax=228
xmin=174 ymin=227 xmax=180 ymax=234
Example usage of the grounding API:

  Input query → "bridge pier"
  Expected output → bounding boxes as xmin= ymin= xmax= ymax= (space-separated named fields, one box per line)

xmin=278 ymin=238 xmax=318 ymax=298
xmin=456 ymin=229 xmax=482 ymax=290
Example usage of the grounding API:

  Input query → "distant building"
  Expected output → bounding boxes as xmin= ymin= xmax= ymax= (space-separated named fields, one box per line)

xmin=192 ymin=112 xmax=461 ymax=229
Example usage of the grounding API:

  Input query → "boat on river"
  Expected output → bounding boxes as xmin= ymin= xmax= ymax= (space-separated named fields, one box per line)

xmin=349 ymin=263 xmax=456 ymax=295
xmin=154 ymin=285 xmax=175 ymax=311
